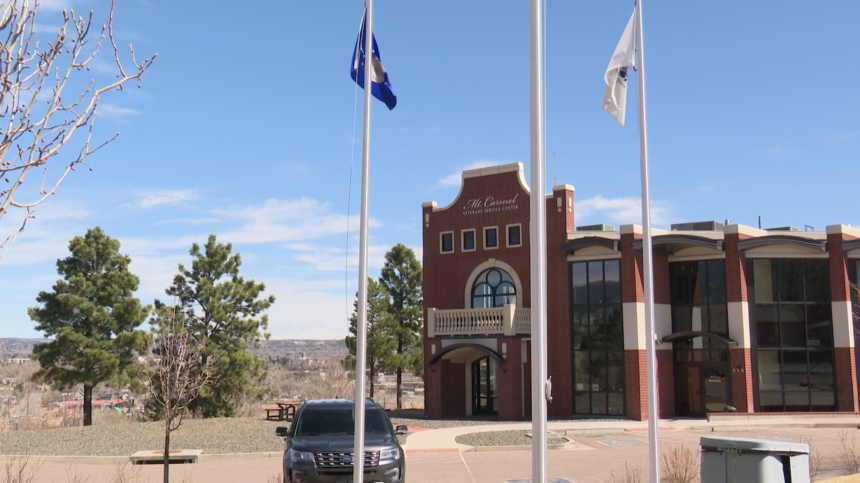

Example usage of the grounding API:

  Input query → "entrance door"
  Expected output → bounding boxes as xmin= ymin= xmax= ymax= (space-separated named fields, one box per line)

xmin=677 ymin=363 xmax=730 ymax=417
xmin=471 ymin=357 xmax=498 ymax=415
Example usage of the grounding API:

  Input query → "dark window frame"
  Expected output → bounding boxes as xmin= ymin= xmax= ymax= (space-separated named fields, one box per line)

xmin=440 ymin=231 xmax=454 ymax=253
xmin=462 ymin=229 xmax=476 ymax=252
xmin=484 ymin=227 xmax=498 ymax=250
xmin=507 ymin=224 xmax=522 ymax=247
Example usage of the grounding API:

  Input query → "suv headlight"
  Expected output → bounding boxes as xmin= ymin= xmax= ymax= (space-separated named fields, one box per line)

xmin=289 ymin=448 xmax=314 ymax=463
xmin=379 ymin=447 xmax=400 ymax=461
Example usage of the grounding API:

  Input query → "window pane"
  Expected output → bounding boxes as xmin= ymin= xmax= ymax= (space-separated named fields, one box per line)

xmin=692 ymin=305 xmax=708 ymax=333
xmin=778 ymin=259 xmax=805 ymax=302
xmin=574 ymin=352 xmax=590 ymax=392
xmin=590 ymin=352 xmax=607 ymax=391
xmin=809 ymin=350 xmax=835 ymax=411
xmin=442 ymin=233 xmax=453 ymax=252
xmin=674 ymin=263 xmax=691 ymax=305
xmin=591 ymin=393 xmax=607 ymax=415
xmin=508 ymin=226 xmax=521 ymax=245
xmin=472 ymin=296 xmax=492 ymax=308
xmin=575 ymin=393 xmax=590 ymax=414
xmin=757 ymin=350 xmax=782 ymax=392
xmin=694 ymin=261 xmax=707 ymax=305
xmin=463 ymin=231 xmax=475 ymax=250
xmin=756 ymin=304 xmax=780 ymax=347
xmin=487 ymin=269 xmax=502 ymax=286
xmin=605 ymin=305 xmax=623 ymax=350
xmin=782 ymin=351 xmax=809 ymax=410
xmin=590 ymin=307 xmax=606 ymax=350
xmin=805 ymin=260 xmax=829 ymax=303
xmin=707 ymin=260 xmax=727 ymax=304
xmin=759 ymin=391 xmax=783 ymax=412
xmin=607 ymin=351 xmax=624 ymax=391
xmin=608 ymin=393 xmax=624 ymax=415
xmin=573 ymin=306 xmax=589 ymax=350
xmin=674 ymin=306 xmax=693 ymax=333
xmin=709 ymin=305 xmax=728 ymax=335
xmin=753 ymin=260 xmax=776 ymax=303
xmin=780 ymin=305 xmax=806 ymax=347
xmin=572 ymin=263 xmax=588 ymax=305
xmin=485 ymin=229 xmax=497 ymax=248
xmin=588 ymin=261 xmax=605 ymax=304
xmin=807 ymin=304 xmax=832 ymax=348
xmin=605 ymin=260 xmax=621 ymax=304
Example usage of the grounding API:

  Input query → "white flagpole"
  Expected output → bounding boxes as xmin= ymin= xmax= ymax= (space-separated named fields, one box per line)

xmin=634 ymin=1 xmax=660 ymax=482
xmin=529 ymin=0 xmax=548 ymax=482
xmin=353 ymin=1 xmax=373 ymax=482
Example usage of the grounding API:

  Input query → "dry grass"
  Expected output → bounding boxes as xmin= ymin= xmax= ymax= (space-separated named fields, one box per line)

xmin=606 ymin=462 xmax=643 ymax=483
xmin=838 ymin=429 xmax=860 ymax=475
xmin=63 ymin=464 xmax=90 ymax=483
xmin=661 ymin=444 xmax=699 ymax=483
xmin=106 ymin=462 xmax=144 ymax=483
xmin=1 ymin=456 xmax=41 ymax=483
xmin=807 ymin=437 xmax=823 ymax=481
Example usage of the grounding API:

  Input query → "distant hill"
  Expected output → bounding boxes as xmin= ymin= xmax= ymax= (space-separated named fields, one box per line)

xmin=0 ymin=338 xmax=345 ymax=360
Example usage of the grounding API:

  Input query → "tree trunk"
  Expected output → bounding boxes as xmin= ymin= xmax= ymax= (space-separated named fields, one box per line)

xmin=396 ymin=369 xmax=402 ymax=410
xmin=83 ymin=384 xmax=93 ymax=426
xmin=163 ymin=413 xmax=171 ymax=483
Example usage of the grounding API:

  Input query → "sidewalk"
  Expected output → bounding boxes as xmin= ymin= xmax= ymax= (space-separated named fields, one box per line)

xmin=401 ymin=415 xmax=860 ymax=453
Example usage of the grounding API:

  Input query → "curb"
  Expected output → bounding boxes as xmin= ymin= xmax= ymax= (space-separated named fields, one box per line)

xmin=461 ymin=436 xmax=577 ymax=453
xmin=0 ymin=452 xmax=282 ymax=465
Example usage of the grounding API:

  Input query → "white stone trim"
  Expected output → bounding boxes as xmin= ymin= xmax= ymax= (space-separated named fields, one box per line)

xmin=827 ymin=224 xmax=860 ymax=237
xmin=725 ymin=224 xmax=767 ymax=237
xmin=623 ymin=302 xmax=645 ymax=350
xmin=463 ymin=259 xmax=524 ymax=309
xmin=567 ymin=252 xmax=622 ymax=262
xmin=567 ymin=231 xmax=621 ymax=241
xmin=728 ymin=301 xmax=751 ymax=349
xmin=833 ymin=300 xmax=855 ymax=349
xmin=655 ymin=304 xmax=672 ymax=350
xmin=743 ymin=245 xmax=829 ymax=258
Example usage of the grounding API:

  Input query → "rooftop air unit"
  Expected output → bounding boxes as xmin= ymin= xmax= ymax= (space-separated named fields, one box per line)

xmin=670 ymin=221 xmax=725 ymax=231
xmin=576 ymin=224 xmax=616 ymax=231
xmin=765 ymin=226 xmax=800 ymax=232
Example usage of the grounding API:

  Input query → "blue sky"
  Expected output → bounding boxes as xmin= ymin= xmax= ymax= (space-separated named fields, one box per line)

xmin=2 ymin=1 xmax=859 ymax=340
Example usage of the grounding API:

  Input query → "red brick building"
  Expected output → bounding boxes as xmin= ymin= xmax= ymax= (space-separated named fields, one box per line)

xmin=421 ymin=163 xmax=860 ymax=421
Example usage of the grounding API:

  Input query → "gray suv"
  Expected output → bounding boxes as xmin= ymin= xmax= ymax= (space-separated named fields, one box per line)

xmin=275 ymin=399 xmax=407 ymax=483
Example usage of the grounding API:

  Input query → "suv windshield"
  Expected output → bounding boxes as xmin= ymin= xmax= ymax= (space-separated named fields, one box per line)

xmin=295 ymin=407 xmax=392 ymax=437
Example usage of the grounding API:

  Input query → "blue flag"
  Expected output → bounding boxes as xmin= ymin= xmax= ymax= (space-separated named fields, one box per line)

xmin=350 ymin=10 xmax=396 ymax=110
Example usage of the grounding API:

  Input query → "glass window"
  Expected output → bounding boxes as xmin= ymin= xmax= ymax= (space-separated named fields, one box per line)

xmin=463 ymin=230 xmax=475 ymax=251
xmin=441 ymin=232 xmax=453 ymax=253
xmin=570 ymin=259 xmax=624 ymax=416
xmin=507 ymin=225 xmax=521 ymax=247
xmin=485 ymin=228 xmax=498 ymax=249
xmin=471 ymin=268 xmax=517 ymax=308
xmin=750 ymin=258 xmax=834 ymax=412
xmin=671 ymin=260 xmax=728 ymax=336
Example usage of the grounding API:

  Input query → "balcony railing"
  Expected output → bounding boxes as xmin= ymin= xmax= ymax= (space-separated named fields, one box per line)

xmin=426 ymin=305 xmax=531 ymax=337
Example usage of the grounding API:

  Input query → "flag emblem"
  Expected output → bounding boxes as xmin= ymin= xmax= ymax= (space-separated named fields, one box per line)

xmin=351 ymin=10 xmax=397 ymax=110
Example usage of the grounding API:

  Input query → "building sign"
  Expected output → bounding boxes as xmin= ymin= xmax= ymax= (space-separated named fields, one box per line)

xmin=463 ymin=193 xmax=520 ymax=215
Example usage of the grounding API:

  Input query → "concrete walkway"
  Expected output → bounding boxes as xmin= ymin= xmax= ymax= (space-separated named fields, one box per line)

xmin=402 ymin=415 xmax=860 ymax=453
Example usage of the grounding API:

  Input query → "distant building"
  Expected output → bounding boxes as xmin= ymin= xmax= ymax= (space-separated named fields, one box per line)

xmin=422 ymin=163 xmax=860 ymax=420
xmin=5 ymin=358 xmax=30 ymax=364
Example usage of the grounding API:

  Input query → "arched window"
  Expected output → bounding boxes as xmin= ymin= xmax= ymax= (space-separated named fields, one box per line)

xmin=472 ymin=268 xmax=517 ymax=308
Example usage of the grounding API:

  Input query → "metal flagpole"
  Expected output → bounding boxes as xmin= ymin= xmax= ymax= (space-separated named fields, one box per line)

xmin=529 ymin=0 xmax=548 ymax=482
xmin=633 ymin=1 xmax=660 ymax=482
xmin=352 ymin=1 xmax=373 ymax=482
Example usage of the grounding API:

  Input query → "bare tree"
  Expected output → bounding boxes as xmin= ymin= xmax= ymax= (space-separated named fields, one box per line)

xmin=0 ymin=0 xmax=156 ymax=259
xmin=148 ymin=303 xmax=217 ymax=483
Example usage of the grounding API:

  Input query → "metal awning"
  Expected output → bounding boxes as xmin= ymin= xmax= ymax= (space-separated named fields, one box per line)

xmin=661 ymin=331 xmax=738 ymax=347
xmin=736 ymin=235 xmax=826 ymax=252
xmin=632 ymin=235 xmax=723 ymax=254
xmin=560 ymin=237 xmax=618 ymax=256
xmin=843 ymin=238 xmax=860 ymax=252
xmin=427 ymin=343 xmax=506 ymax=366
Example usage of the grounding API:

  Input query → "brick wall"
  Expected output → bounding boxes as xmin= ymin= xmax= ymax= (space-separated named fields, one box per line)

xmin=657 ymin=350 xmax=674 ymax=418
xmin=625 ymin=350 xmax=646 ymax=420
xmin=546 ymin=186 xmax=574 ymax=417
xmin=724 ymin=234 xmax=748 ymax=303
xmin=729 ymin=348 xmax=754 ymax=412
xmin=440 ymin=360 xmax=466 ymax=418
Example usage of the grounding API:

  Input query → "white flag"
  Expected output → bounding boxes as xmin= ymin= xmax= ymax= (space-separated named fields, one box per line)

xmin=603 ymin=9 xmax=636 ymax=127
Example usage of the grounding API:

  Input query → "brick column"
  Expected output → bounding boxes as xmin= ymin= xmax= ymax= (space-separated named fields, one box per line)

xmin=546 ymin=185 xmax=575 ymax=417
xmin=496 ymin=338 xmax=524 ymax=420
xmin=828 ymin=225 xmax=859 ymax=412
xmin=621 ymin=225 xmax=647 ymax=421
xmin=724 ymin=228 xmax=755 ymax=413
xmin=653 ymin=250 xmax=674 ymax=418
xmin=440 ymin=360 xmax=466 ymax=418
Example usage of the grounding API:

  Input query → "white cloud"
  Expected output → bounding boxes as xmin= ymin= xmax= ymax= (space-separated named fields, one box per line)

xmin=288 ymin=243 xmax=389 ymax=272
xmin=438 ymin=160 xmax=515 ymax=187
xmin=99 ymin=103 xmax=142 ymax=120
xmin=264 ymin=278 xmax=353 ymax=340
xmin=214 ymin=198 xmax=382 ymax=245
xmin=576 ymin=195 xmax=673 ymax=227
xmin=826 ymin=130 xmax=860 ymax=143
xmin=133 ymin=190 xmax=199 ymax=209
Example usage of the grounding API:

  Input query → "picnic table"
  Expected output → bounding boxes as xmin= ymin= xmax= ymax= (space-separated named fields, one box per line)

xmin=265 ymin=400 xmax=300 ymax=421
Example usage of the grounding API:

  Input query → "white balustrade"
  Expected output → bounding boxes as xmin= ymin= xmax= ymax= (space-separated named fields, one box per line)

xmin=427 ymin=305 xmax=531 ymax=337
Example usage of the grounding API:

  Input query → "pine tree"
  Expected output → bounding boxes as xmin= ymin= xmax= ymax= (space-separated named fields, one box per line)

xmin=29 ymin=227 xmax=150 ymax=426
xmin=379 ymin=244 xmax=423 ymax=409
xmin=345 ymin=278 xmax=397 ymax=399
xmin=166 ymin=235 xmax=274 ymax=417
